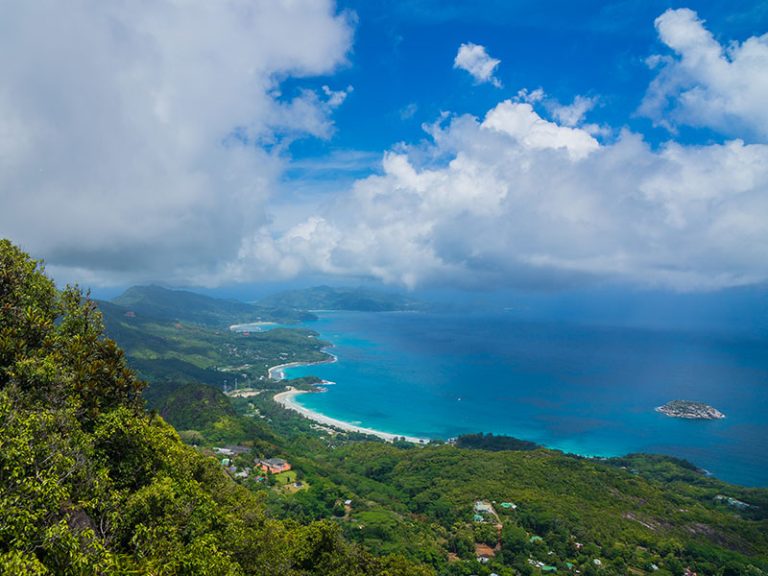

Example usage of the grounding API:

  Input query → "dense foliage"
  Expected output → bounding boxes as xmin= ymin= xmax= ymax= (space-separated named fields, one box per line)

xmin=0 ymin=239 xmax=432 ymax=575
xmin=316 ymin=442 xmax=768 ymax=575
xmin=455 ymin=433 xmax=540 ymax=452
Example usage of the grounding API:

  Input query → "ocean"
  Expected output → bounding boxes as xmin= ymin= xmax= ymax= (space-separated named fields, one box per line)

xmin=282 ymin=311 xmax=768 ymax=487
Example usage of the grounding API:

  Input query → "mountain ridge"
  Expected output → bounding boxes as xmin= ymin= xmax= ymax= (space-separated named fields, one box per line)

xmin=258 ymin=285 xmax=427 ymax=312
xmin=112 ymin=284 xmax=315 ymax=326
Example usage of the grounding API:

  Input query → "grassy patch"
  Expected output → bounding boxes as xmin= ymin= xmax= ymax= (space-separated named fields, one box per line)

xmin=273 ymin=470 xmax=297 ymax=485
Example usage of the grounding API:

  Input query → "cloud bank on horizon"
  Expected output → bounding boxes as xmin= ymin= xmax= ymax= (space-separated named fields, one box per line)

xmin=1 ymin=3 xmax=767 ymax=292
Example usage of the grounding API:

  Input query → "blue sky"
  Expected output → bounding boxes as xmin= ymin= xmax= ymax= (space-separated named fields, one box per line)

xmin=288 ymin=0 xmax=767 ymax=158
xmin=1 ymin=0 xmax=767 ymax=303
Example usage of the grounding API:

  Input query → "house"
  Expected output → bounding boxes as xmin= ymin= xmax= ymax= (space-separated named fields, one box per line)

xmin=257 ymin=458 xmax=291 ymax=474
xmin=215 ymin=445 xmax=251 ymax=457
xmin=475 ymin=543 xmax=495 ymax=563
xmin=714 ymin=495 xmax=752 ymax=509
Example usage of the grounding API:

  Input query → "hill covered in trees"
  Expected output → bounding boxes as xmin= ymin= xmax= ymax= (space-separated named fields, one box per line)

xmin=112 ymin=284 xmax=315 ymax=327
xmin=0 ymin=239 xmax=430 ymax=575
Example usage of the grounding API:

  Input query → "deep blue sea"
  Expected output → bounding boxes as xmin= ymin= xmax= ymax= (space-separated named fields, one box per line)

xmin=282 ymin=311 xmax=768 ymax=487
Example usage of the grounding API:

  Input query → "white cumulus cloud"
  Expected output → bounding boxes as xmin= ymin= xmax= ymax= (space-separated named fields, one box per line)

xmin=453 ymin=42 xmax=502 ymax=87
xmin=483 ymin=101 xmax=599 ymax=160
xmin=254 ymin=98 xmax=768 ymax=292
xmin=549 ymin=95 xmax=597 ymax=128
xmin=0 ymin=0 xmax=353 ymax=285
xmin=640 ymin=8 xmax=768 ymax=140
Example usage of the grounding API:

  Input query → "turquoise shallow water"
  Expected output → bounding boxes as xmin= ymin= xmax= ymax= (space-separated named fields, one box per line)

xmin=283 ymin=311 xmax=768 ymax=487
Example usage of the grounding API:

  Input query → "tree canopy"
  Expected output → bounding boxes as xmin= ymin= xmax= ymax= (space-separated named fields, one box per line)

xmin=0 ymin=239 xmax=432 ymax=575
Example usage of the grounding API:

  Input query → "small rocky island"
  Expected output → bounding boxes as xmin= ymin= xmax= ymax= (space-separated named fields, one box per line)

xmin=656 ymin=400 xmax=725 ymax=420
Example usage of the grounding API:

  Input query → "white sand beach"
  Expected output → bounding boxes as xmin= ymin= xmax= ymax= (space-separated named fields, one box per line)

xmin=273 ymin=387 xmax=429 ymax=444
xmin=268 ymin=362 xmax=309 ymax=380
xmin=229 ymin=321 xmax=278 ymax=332
xmin=268 ymin=353 xmax=338 ymax=381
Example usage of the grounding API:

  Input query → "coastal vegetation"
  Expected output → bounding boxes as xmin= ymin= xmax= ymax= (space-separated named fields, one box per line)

xmin=2 ymin=238 xmax=767 ymax=575
xmin=97 ymin=292 xmax=330 ymax=408
xmin=455 ymin=432 xmax=540 ymax=451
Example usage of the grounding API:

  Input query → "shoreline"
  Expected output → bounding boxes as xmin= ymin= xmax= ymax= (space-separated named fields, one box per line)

xmin=267 ymin=351 xmax=338 ymax=381
xmin=267 ymin=340 xmax=430 ymax=445
xmin=229 ymin=321 xmax=278 ymax=332
xmin=273 ymin=387 xmax=430 ymax=444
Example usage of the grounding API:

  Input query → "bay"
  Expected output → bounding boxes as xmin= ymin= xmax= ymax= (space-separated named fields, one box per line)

xmin=283 ymin=311 xmax=768 ymax=487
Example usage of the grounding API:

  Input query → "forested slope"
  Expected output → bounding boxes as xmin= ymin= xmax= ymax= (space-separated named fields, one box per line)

xmin=0 ymin=239 xmax=430 ymax=575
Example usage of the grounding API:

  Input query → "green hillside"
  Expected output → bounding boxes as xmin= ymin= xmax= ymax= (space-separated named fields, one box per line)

xmin=0 ymin=239 xmax=430 ymax=575
xmin=113 ymin=285 xmax=315 ymax=326
xmin=97 ymin=296 xmax=329 ymax=407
